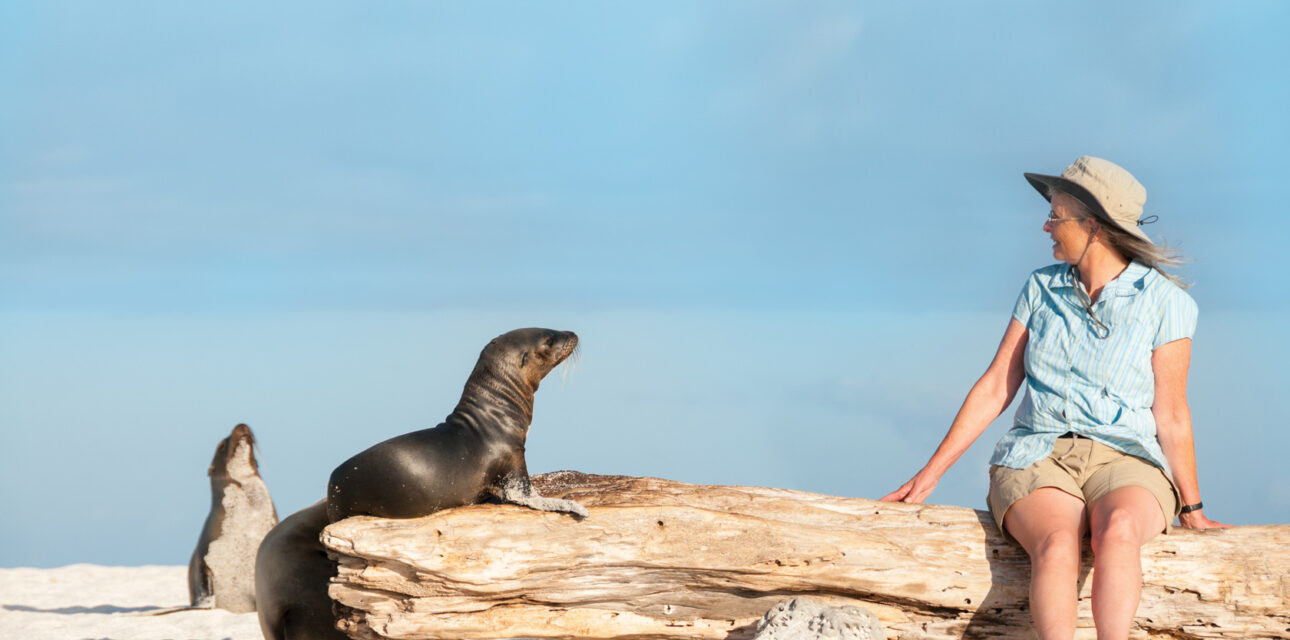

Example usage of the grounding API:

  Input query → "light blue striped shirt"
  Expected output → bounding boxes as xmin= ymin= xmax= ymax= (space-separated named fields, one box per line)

xmin=990 ymin=261 xmax=1197 ymax=471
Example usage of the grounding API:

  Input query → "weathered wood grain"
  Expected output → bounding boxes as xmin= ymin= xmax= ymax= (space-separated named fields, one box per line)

xmin=323 ymin=471 xmax=1290 ymax=640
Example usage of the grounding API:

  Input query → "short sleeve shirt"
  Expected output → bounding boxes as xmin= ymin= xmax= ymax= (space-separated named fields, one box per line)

xmin=989 ymin=261 xmax=1198 ymax=472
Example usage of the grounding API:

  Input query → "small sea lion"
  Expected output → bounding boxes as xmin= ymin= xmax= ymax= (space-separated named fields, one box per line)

xmin=189 ymin=423 xmax=278 ymax=613
xmin=326 ymin=327 xmax=588 ymax=521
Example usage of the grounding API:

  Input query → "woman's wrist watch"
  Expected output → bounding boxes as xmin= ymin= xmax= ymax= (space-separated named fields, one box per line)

xmin=1178 ymin=501 xmax=1203 ymax=515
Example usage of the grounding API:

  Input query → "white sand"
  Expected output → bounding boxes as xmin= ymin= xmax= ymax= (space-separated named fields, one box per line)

xmin=0 ymin=564 xmax=264 ymax=640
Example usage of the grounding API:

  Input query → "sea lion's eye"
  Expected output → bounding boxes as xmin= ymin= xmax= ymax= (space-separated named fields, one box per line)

xmin=544 ymin=335 xmax=555 ymax=347
xmin=520 ymin=353 xmax=529 ymax=366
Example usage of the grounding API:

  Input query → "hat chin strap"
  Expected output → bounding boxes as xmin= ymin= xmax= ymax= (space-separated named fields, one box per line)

xmin=1071 ymin=225 xmax=1097 ymax=271
xmin=1070 ymin=225 xmax=1111 ymax=339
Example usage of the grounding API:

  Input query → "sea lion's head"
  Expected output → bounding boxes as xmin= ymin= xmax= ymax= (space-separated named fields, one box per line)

xmin=208 ymin=423 xmax=262 ymax=484
xmin=476 ymin=328 xmax=579 ymax=393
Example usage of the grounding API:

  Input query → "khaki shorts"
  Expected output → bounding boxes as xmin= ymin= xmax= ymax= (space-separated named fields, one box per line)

xmin=987 ymin=436 xmax=1180 ymax=541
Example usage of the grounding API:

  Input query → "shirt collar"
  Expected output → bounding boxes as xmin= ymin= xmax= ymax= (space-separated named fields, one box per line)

xmin=1103 ymin=261 xmax=1150 ymax=297
xmin=1053 ymin=261 xmax=1149 ymax=297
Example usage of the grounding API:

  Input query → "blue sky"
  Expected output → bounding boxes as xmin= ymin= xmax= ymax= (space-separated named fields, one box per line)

xmin=2 ymin=2 xmax=1288 ymax=567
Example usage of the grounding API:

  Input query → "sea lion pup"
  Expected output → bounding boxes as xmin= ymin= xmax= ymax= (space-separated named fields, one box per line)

xmin=327 ymin=327 xmax=589 ymax=521
xmin=189 ymin=423 xmax=278 ymax=613
xmin=255 ymin=328 xmax=586 ymax=640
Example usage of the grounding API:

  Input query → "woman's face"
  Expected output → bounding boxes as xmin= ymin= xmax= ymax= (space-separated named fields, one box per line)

xmin=1044 ymin=192 xmax=1094 ymax=264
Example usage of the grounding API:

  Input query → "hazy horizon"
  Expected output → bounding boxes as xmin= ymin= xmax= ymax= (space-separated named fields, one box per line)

xmin=3 ymin=1 xmax=1287 ymax=567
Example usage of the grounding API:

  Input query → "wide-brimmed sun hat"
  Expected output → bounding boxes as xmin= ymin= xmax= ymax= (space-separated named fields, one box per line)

xmin=1024 ymin=156 xmax=1154 ymax=244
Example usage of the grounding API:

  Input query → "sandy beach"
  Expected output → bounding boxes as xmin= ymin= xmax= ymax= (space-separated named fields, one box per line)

xmin=0 ymin=565 xmax=263 ymax=640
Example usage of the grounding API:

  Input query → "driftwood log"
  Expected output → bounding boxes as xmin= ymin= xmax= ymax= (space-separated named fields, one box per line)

xmin=322 ymin=471 xmax=1290 ymax=640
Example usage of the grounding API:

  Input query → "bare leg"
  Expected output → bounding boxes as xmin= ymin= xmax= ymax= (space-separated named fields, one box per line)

xmin=1003 ymin=487 xmax=1088 ymax=640
xmin=1087 ymin=486 xmax=1165 ymax=640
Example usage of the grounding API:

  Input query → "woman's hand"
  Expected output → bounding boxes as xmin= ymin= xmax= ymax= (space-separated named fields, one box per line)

xmin=1152 ymin=341 xmax=1231 ymax=532
xmin=1178 ymin=509 xmax=1231 ymax=530
xmin=881 ymin=319 xmax=1028 ymax=506
xmin=881 ymin=468 xmax=941 ymax=504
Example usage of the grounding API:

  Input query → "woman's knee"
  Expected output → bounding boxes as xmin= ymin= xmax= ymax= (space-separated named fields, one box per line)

xmin=1029 ymin=528 xmax=1082 ymax=566
xmin=1003 ymin=487 xmax=1087 ymax=569
xmin=1091 ymin=506 xmax=1146 ymax=552
xmin=1089 ymin=486 xmax=1166 ymax=553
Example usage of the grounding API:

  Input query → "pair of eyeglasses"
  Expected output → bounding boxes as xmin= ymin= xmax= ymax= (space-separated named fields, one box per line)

xmin=1045 ymin=210 xmax=1081 ymax=224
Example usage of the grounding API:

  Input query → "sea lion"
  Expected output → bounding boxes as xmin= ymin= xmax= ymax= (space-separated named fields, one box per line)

xmin=255 ymin=328 xmax=586 ymax=640
xmin=254 ymin=501 xmax=344 ymax=640
xmin=189 ymin=423 xmax=278 ymax=613
xmin=326 ymin=327 xmax=588 ymax=521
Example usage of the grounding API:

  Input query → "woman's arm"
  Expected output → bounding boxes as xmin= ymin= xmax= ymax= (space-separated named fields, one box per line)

xmin=881 ymin=318 xmax=1029 ymax=504
xmin=1152 ymin=338 xmax=1229 ymax=529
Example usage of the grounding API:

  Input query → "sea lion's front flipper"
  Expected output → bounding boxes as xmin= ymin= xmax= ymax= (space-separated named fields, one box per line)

xmin=495 ymin=475 xmax=589 ymax=519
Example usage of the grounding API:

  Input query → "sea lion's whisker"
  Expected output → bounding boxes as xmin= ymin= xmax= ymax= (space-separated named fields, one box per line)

xmin=559 ymin=344 xmax=581 ymax=383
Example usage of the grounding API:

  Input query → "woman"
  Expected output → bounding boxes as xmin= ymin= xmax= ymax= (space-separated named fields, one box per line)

xmin=882 ymin=156 xmax=1228 ymax=640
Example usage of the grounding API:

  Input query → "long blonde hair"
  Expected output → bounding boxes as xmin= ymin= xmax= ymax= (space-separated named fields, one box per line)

xmin=1060 ymin=189 xmax=1190 ymax=289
